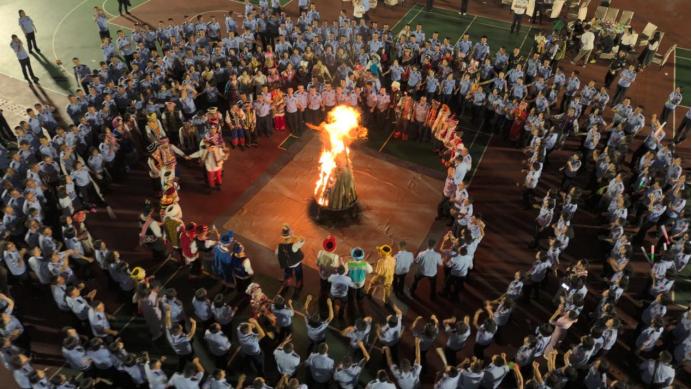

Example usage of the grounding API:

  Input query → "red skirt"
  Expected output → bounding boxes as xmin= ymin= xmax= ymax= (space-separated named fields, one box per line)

xmin=274 ymin=114 xmax=287 ymax=131
xmin=509 ymin=120 xmax=525 ymax=142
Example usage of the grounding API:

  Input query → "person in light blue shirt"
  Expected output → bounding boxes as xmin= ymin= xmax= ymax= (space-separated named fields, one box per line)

xmin=94 ymin=8 xmax=110 ymax=40
xmin=456 ymin=33 xmax=473 ymax=55
xmin=18 ymin=10 xmax=39 ymax=54
xmin=612 ymin=64 xmax=637 ymax=106
xmin=660 ymin=86 xmax=683 ymax=124
xmin=9 ymin=35 xmax=38 ymax=83
xmin=424 ymin=72 xmax=439 ymax=100
xmin=471 ymin=36 xmax=490 ymax=61
xmin=407 ymin=66 xmax=421 ymax=92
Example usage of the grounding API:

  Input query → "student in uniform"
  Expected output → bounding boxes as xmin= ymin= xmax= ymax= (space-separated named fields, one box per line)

xmin=409 ymin=239 xmax=442 ymax=300
xmin=164 ymin=304 xmax=197 ymax=372
xmin=271 ymin=295 xmax=294 ymax=340
xmin=237 ymin=318 xmax=266 ymax=377
xmin=376 ymin=302 xmax=403 ymax=361
xmin=441 ymin=315 xmax=471 ymax=366
xmin=305 ymin=342 xmax=335 ymax=388
xmin=273 ymin=336 xmax=301 ymax=378
xmin=9 ymin=35 xmax=38 ymax=83
xmin=392 ymin=241 xmax=414 ymax=297
xmin=167 ymin=357 xmax=205 ymax=388
xmin=18 ymin=11 xmax=39 ymax=54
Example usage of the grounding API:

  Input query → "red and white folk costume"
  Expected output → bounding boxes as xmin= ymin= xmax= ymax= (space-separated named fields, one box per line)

xmin=189 ymin=126 xmax=228 ymax=190
xmin=150 ymin=137 xmax=186 ymax=182
xmin=178 ymin=223 xmax=199 ymax=265
xmin=395 ymin=93 xmax=414 ymax=140
xmin=205 ymin=106 xmax=223 ymax=128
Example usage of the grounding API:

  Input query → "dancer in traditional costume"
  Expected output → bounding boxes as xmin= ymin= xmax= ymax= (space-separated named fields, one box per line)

xmin=225 ymin=102 xmax=247 ymax=149
xmin=272 ymin=89 xmax=287 ymax=132
xmin=189 ymin=125 xmax=228 ymax=191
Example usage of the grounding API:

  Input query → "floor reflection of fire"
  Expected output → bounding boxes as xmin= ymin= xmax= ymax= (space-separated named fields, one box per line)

xmin=310 ymin=105 xmax=367 ymax=213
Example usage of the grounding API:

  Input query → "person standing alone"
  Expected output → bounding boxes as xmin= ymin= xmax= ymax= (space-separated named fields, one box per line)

xmin=276 ymin=224 xmax=305 ymax=298
xmin=510 ymin=0 xmax=529 ymax=34
xmin=9 ymin=35 xmax=38 ymax=83
xmin=18 ymin=10 xmax=39 ymax=54
xmin=572 ymin=24 xmax=595 ymax=67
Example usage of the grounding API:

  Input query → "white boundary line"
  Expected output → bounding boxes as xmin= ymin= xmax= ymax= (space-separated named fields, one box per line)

xmin=390 ymin=4 xmax=418 ymax=33
xmin=467 ymin=134 xmax=492 ymax=186
xmin=51 ymin=0 xmax=91 ymax=60
xmin=0 ymin=69 xmax=70 ymax=97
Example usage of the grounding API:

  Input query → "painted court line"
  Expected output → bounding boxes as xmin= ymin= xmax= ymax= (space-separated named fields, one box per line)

xmin=51 ymin=0 xmax=91 ymax=60
xmin=391 ymin=4 xmax=418 ymax=33
xmin=467 ymin=134 xmax=493 ymax=186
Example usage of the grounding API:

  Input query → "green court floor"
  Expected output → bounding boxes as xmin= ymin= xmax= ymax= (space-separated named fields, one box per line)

xmin=371 ymin=4 xmax=535 ymax=175
xmin=0 ymin=0 xmax=148 ymax=96
xmin=675 ymin=47 xmax=691 ymax=107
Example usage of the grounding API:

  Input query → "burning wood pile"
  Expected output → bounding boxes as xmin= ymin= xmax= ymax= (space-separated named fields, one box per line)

xmin=309 ymin=105 xmax=368 ymax=211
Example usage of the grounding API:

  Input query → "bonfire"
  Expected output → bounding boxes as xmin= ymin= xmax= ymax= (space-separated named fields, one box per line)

xmin=309 ymin=105 xmax=368 ymax=211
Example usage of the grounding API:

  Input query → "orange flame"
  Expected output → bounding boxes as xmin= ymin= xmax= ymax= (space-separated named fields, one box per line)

xmin=314 ymin=105 xmax=367 ymax=207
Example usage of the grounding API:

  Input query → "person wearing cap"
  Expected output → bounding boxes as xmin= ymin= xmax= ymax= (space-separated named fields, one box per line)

xmin=229 ymin=241 xmax=254 ymax=292
xmin=346 ymin=247 xmax=372 ymax=316
xmin=316 ymin=235 xmax=340 ymax=297
xmin=254 ymin=94 xmax=274 ymax=138
xmin=410 ymin=239 xmax=443 ymax=300
xmin=188 ymin=125 xmax=228 ymax=192
xmin=227 ymin=101 xmax=248 ymax=149
xmin=366 ymin=244 xmax=395 ymax=306
xmin=276 ymin=224 xmax=306 ymax=297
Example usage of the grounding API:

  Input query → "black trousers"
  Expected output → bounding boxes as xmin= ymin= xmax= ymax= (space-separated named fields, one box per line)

xmin=460 ymin=0 xmax=469 ymax=13
xmin=674 ymin=115 xmax=690 ymax=143
xmin=18 ymin=58 xmax=37 ymax=81
xmin=25 ymin=32 xmax=39 ymax=53
xmin=286 ymin=111 xmax=300 ymax=135
xmin=118 ymin=0 xmax=130 ymax=13
xmin=410 ymin=274 xmax=437 ymax=299
xmin=612 ymin=85 xmax=629 ymax=106
xmin=393 ymin=273 xmax=407 ymax=296
xmin=510 ymin=13 xmax=523 ymax=33
xmin=604 ymin=70 xmax=617 ymax=88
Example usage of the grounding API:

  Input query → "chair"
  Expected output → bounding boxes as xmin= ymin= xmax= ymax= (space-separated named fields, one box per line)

xmin=638 ymin=22 xmax=658 ymax=46
xmin=618 ymin=10 xmax=634 ymax=26
xmin=652 ymin=43 xmax=675 ymax=69
xmin=593 ymin=6 xmax=607 ymax=20
xmin=604 ymin=7 xmax=619 ymax=23
xmin=577 ymin=0 xmax=590 ymax=21
xmin=551 ymin=0 xmax=566 ymax=18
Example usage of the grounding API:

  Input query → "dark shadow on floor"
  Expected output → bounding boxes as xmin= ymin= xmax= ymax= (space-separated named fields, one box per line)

xmin=31 ymin=52 xmax=72 ymax=93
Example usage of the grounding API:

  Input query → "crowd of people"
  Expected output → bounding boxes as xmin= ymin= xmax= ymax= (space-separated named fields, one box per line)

xmin=1 ymin=0 xmax=690 ymax=388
